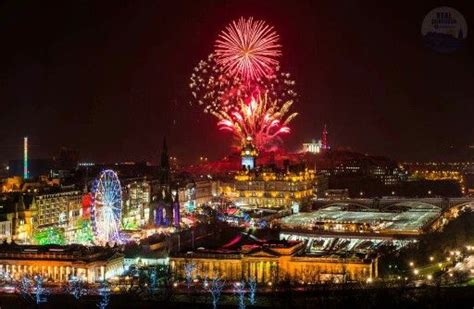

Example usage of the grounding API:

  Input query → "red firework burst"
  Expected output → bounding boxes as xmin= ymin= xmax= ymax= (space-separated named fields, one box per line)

xmin=215 ymin=17 xmax=281 ymax=81
xmin=214 ymin=93 xmax=297 ymax=150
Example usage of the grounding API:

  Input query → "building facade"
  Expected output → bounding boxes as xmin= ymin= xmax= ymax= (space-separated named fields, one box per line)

xmin=171 ymin=241 xmax=376 ymax=284
xmin=303 ymin=139 xmax=323 ymax=154
xmin=0 ymin=220 xmax=12 ymax=241
xmin=0 ymin=244 xmax=124 ymax=283
xmin=30 ymin=190 xmax=83 ymax=241
xmin=122 ymin=180 xmax=151 ymax=229
xmin=229 ymin=169 xmax=315 ymax=208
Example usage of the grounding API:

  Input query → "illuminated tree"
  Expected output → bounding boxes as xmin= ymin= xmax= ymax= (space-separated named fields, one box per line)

xmin=67 ymin=276 xmax=88 ymax=300
xmin=247 ymin=278 xmax=257 ymax=305
xmin=202 ymin=274 xmax=209 ymax=289
xmin=0 ymin=270 xmax=12 ymax=286
xmin=74 ymin=218 xmax=94 ymax=245
xmin=208 ymin=276 xmax=225 ymax=309
xmin=183 ymin=261 xmax=196 ymax=289
xmin=233 ymin=281 xmax=246 ymax=309
xmin=149 ymin=268 xmax=157 ymax=290
xmin=33 ymin=227 xmax=65 ymax=245
xmin=33 ymin=275 xmax=47 ymax=304
xmin=18 ymin=275 xmax=32 ymax=301
xmin=97 ymin=281 xmax=110 ymax=309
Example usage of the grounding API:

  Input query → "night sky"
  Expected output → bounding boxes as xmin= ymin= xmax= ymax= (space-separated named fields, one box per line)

xmin=0 ymin=1 xmax=473 ymax=164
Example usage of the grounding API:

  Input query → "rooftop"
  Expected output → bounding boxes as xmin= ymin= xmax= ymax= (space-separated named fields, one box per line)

xmin=0 ymin=243 xmax=121 ymax=262
xmin=280 ymin=201 xmax=441 ymax=234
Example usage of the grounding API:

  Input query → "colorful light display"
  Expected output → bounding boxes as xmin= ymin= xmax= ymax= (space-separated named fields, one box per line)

xmin=215 ymin=17 xmax=281 ymax=81
xmin=33 ymin=227 xmax=65 ymax=245
xmin=73 ymin=218 xmax=94 ymax=245
xmin=23 ymin=137 xmax=28 ymax=179
xmin=190 ymin=17 xmax=298 ymax=150
xmin=214 ymin=94 xmax=297 ymax=149
xmin=90 ymin=169 xmax=123 ymax=245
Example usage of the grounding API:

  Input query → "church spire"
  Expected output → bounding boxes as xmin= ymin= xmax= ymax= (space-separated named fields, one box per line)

xmin=160 ymin=137 xmax=170 ymax=184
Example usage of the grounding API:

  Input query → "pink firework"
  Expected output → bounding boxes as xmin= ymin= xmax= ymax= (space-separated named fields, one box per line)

xmin=213 ymin=93 xmax=297 ymax=150
xmin=215 ymin=17 xmax=281 ymax=81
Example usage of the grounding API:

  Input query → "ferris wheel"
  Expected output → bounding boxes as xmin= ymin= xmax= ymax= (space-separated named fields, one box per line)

xmin=90 ymin=169 xmax=123 ymax=244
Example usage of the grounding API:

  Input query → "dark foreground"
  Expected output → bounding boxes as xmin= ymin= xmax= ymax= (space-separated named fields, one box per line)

xmin=1 ymin=286 xmax=474 ymax=309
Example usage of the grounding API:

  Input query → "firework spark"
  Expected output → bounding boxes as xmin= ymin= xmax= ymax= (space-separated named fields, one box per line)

xmin=213 ymin=93 xmax=297 ymax=150
xmin=189 ymin=17 xmax=298 ymax=151
xmin=190 ymin=54 xmax=296 ymax=114
xmin=215 ymin=17 xmax=281 ymax=81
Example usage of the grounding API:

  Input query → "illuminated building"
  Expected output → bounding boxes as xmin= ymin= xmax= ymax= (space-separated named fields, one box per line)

xmin=230 ymin=167 xmax=315 ymax=208
xmin=303 ymin=139 xmax=322 ymax=154
xmin=171 ymin=237 xmax=376 ymax=283
xmin=324 ymin=189 xmax=349 ymax=200
xmin=148 ymin=139 xmax=181 ymax=228
xmin=178 ymin=180 xmax=217 ymax=213
xmin=241 ymin=137 xmax=258 ymax=170
xmin=31 ymin=191 xmax=82 ymax=228
xmin=279 ymin=202 xmax=441 ymax=236
xmin=0 ymin=194 xmax=35 ymax=243
xmin=410 ymin=169 xmax=465 ymax=192
xmin=0 ymin=220 xmax=12 ymax=241
xmin=30 ymin=190 xmax=83 ymax=242
xmin=0 ymin=244 xmax=124 ymax=283
xmin=1 ymin=176 xmax=23 ymax=192
xmin=122 ymin=180 xmax=150 ymax=229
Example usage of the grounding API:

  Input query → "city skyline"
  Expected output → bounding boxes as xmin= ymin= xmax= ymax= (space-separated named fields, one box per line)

xmin=0 ymin=1 xmax=473 ymax=164
xmin=1 ymin=2 xmax=474 ymax=306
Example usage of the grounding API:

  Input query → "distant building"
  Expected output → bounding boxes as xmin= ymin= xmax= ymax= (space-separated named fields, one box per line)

xmin=0 ymin=194 xmax=35 ymax=243
xmin=122 ymin=180 xmax=151 ymax=228
xmin=241 ymin=137 xmax=258 ymax=170
xmin=31 ymin=190 xmax=82 ymax=229
xmin=229 ymin=166 xmax=315 ymax=208
xmin=171 ymin=235 xmax=376 ymax=283
xmin=0 ymin=244 xmax=123 ymax=283
xmin=303 ymin=139 xmax=323 ymax=154
xmin=148 ymin=139 xmax=181 ymax=228
xmin=324 ymin=189 xmax=349 ymax=200
xmin=30 ymin=190 xmax=83 ymax=241
xmin=303 ymin=125 xmax=329 ymax=154
xmin=0 ymin=220 xmax=12 ymax=241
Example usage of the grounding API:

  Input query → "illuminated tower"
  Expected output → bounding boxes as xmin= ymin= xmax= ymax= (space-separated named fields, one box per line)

xmin=321 ymin=124 xmax=329 ymax=150
xmin=241 ymin=137 xmax=258 ymax=170
xmin=23 ymin=137 xmax=28 ymax=179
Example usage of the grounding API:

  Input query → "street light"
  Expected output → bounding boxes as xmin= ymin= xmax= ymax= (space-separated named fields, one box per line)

xmin=413 ymin=269 xmax=419 ymax=275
